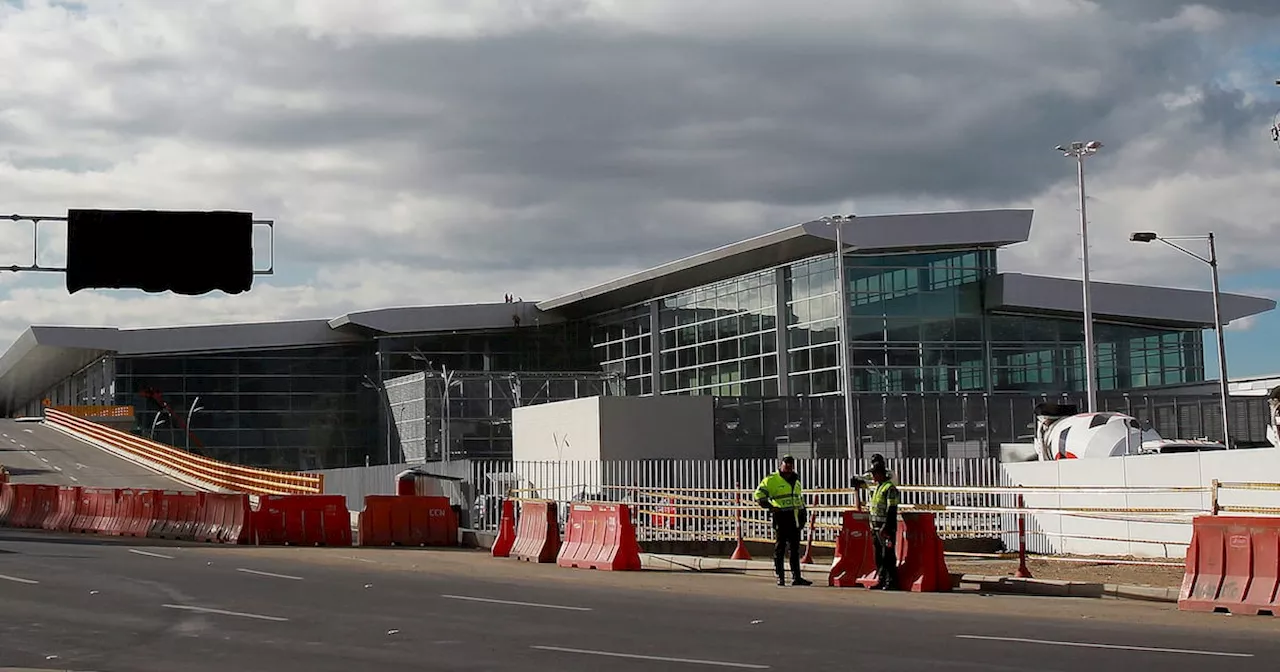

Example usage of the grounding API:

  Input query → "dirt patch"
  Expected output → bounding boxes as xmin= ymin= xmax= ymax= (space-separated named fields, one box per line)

xmin=947 ymin=556 xmax=1184 ymax=588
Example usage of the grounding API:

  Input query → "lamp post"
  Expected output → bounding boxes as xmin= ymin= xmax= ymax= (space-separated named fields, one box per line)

xmin=185 ymin=396 xmax=204 ymax=452
xmin=1130 ymin=231 xmax=1232 ymax=447
xmin=1056 ymin=141 xmax=1104 ymax=412
xmin=820 ymin=214 xmax=857 ymax=467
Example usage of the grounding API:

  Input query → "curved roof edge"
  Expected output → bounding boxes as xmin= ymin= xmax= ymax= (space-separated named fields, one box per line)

xmin=538 ymin=209 xmax=1033 ymax=316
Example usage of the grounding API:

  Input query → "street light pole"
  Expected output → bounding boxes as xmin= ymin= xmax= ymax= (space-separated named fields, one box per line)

xmin=821 ymin=214 xmax=857 ymax=468
xmin=1129 ymin=231 xmax=1233 ymax=447
xmin=1057 ymin=141 xmax=1104 ymax=413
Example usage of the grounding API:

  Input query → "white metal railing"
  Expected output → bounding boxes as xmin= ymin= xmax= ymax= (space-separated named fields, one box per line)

xmin=467 ymin=458 xmax=1280 ymax=558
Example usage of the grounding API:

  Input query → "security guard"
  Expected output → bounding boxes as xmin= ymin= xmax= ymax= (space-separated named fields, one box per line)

xmin=754 ymin=455 xmax=812 ymax=587
xmin=866 ymin=460 xmax=901 ymax=590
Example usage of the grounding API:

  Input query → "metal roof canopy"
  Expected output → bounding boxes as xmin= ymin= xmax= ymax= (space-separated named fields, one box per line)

xmin=537 ymin=209 xmax=1036 ymax=317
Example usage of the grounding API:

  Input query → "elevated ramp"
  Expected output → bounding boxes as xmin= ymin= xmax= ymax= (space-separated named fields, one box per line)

xmin=0 ymin=419 xmax=190 ymax=490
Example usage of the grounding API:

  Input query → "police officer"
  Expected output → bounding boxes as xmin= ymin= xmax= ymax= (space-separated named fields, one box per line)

xmin=754 ymin=455 xmax=812 ymax=587
xmin=866 ymin=460 xmax=900 ymax=590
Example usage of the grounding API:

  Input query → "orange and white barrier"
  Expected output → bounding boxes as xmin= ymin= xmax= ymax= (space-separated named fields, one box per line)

xmin=43 ymin=407 xmax=323 ymax=496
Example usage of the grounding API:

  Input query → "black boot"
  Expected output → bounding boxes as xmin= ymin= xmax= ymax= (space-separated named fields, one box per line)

xmin=792 ymin=576 xmax=813 ymax=587
xmin=776 ymin=576 xmax=787 ymax=586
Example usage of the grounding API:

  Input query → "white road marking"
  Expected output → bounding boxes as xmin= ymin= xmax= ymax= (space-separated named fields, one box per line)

xmin=69 ymin=476 xmax=79 ymax=483
xmin=0 ymin=574 xmax=40 ymax=585
xmin=39 ymin=458 xmax=48 ymax=463
xmin=75 ymin=463 xmax=86 ymax=470
xmin=443 ymin=594 xmax=593 ymax=611
xmin=52 ymin=466 xmax=62 ymax=472
xmin=26 ymin=451 xmax=35 ymax=456
xmin=236 ymin=568 xmax=303 ymax=581
xmin=532 ymin=646 xmax=769 ymax=669
xmin=23 ymin=428 xmax=33 ymax=433
xmin=162 ymin=604 xmax=289 ymax=622
xmin=955 ymin=635 xmax=1254 ymax=658
xmin=16 ymin=443 xmax=23 ymax=448
xmin=128 ymin=549 xmax=175 ymax=560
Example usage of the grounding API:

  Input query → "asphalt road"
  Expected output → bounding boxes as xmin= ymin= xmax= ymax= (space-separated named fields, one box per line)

xmin=0 ymin=531 xmax=1277 ymax=671
xmin=0 ymin=420 xmax=186 ymax=490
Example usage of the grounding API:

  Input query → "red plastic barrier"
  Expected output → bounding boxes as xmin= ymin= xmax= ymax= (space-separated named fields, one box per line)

xmin=197 ymin=493 xmax=253 ymax=544
xmin=82 ymin=488 xmax=121 ymax=535
xmin=0 ymin=483 xmax=13 ymax=526
xmin=46 ymin=486 xmax=81 ymax=532
xmin=27 ymin=484 xmax=58 ymax=529
xmin=253 ymin=495 xmax=351 ymax=547
xmin=9 ymin=484 xmax=37 ymax=528
xmin=828 ymin=510 xmax=876 ymax=587
xmin=70 ymin=489 xmax=98 ymax=533
xmin=1180 ymin=515 xmax=1280 ymax=616
xmin=491 ymin=499 xmax=517 ymax=558
xmin=358 ymin=495 xmax=459 ymax=547
xmin=114 ymin=489 xmax=154 ymax=538
xmin=829 ymin=511 xmax=951 ymax=592
xmin=150 ymin=491 xmax=202 ymax=541
xmin=557 ymin=502 xmax=642 ymax=571
xmin=510 ymin=500 xmax=560 ymax=563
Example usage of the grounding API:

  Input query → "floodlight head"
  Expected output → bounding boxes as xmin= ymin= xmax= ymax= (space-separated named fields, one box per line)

xmin=1085 ymin=140 xmax=1103 ymax=150
xmin=1055 ymin=145 xmax=1067 ymax=152
xmin=1130 ymin=232 xmax=1159 ymax=243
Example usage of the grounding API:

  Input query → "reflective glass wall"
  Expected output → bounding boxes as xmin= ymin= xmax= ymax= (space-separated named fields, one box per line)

xmin=988 ymin=316 xmax=1204 ymax=392
xmin=654 ymin=268 xmax=779 ymax=396
xmin=114 ymin=344 xmax=379 ymax=471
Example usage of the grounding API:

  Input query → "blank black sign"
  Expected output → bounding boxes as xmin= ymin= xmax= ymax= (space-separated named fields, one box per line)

xmin=65 ymin=209 xmax=255 ymax=295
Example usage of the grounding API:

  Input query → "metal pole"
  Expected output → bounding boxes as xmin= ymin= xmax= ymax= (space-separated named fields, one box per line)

xmin=834 ymin=218 xmax=857 ymax=468
xmin=1077 ymin=155 xmax=1098 ymax=413
xmin=1208 ymin=233 xmax=1232 ymax=448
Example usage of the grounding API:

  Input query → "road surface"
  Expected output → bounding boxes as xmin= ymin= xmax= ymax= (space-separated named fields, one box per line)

xmin=0 ymin=531 xmax=1276 ymax=671
xmin=0 ymin=419 xmax=187 ymax=490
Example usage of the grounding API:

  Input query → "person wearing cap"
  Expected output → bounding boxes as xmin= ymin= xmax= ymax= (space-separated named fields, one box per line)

xmin=865 ymin=460 xmax=901 ymax=590
xmin=754 ymin=455 xmax=812 ymax=587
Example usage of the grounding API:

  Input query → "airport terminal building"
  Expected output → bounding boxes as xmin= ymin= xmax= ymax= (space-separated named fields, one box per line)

xmin=0 ymin=209 xmax=1272 ymax=468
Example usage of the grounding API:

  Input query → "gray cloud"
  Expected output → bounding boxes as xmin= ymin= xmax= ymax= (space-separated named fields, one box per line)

xmin=1 ymin=1 xmax=1278 ymax=305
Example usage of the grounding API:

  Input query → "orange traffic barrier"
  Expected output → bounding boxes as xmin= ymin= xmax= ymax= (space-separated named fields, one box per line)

xmin=253 ymin=495 xmax=351 ymax=547
xmin=359 ymin=495 xmax=459 ymax=547
xmin=491 ymin=499 xmax=517 ymax=558
xmin=1180 ymin=515 xmax=1280 ymax=616
xmin=8 ymin=484 xmax=36 ymax=528
xmin=194 ymin=493 xmax=253 ymax=544
xmin=116 ymin=489 xmax=155 ymax=537
xmin=828 ymin=511 xmax=951 ymax=592
xmin=70 ymin=489 xmax=99 ymax=533
xmin=828 ymin=510 xmax=876 ymax=587
xmin=0 ymin=483 xmax=13 ymax=526
xmin=557 ymin=502 xmax=643 ymax=571
xmin=151 ymin=492 xmax=201 ymax=540
xmin=46 ymin=486 xmax=81 ymax=532
xmin=28 ymin=484 xmax=58 ymax=529
xmin=510 ymin=500 xmax=560 ymax=563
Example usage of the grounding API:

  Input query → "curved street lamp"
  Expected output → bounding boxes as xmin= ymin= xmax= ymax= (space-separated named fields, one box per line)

xmin=1129 ymin=231 xmax=1232 ymax=447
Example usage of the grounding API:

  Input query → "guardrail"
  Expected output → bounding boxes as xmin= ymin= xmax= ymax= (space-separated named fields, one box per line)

xmin=50 ymin=405 xmax=135 ymax=418
xmin=43 ymin=407 xmax=324 ymax=495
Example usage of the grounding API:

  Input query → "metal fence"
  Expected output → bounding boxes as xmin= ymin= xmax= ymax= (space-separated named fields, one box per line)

xmin=385 ymin=374 xmax=428 ymax=463
xmin=315 ymin=460 xmax=474 ymax=513
xmin=468 ymin=457 xmax=1024 ymax=551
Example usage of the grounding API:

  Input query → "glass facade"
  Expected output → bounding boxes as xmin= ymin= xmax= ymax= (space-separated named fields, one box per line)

xmin=113 ymin=344 xmax=379 ymax=471
xmin=656 ymin=268 xmax=779 ymax=397
xmin=11 ymin=242 xmax=1215 ymax=466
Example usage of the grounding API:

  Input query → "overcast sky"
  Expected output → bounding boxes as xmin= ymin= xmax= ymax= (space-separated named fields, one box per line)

xmin=1 ymin=1 xmax=1278 ymax=376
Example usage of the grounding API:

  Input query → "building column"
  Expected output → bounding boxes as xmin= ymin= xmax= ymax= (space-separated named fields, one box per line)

xmin=649 ymin=302 xmax=661 ymax=395
xmin=775 ymin=267 xmax=790 ymax=396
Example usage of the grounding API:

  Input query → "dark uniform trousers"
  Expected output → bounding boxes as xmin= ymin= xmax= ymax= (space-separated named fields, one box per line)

xmin=873 ymin=520 xmax=899 ymax=588
xmin=772 ymin=510 xmax=803 ymax=579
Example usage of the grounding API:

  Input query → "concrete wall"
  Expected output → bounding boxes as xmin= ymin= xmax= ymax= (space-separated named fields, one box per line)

xmin=598 ymin=395 xmax=714 ymax=461
xmin=512 ymin=397 xmax=603 ymax=462
xmin=1003 ymin=448 xmax=1280 ymax=558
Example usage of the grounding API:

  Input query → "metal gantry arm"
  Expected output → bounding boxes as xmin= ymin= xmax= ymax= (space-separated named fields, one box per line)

xmin=1 ymin=213 xmax=277 ymax=275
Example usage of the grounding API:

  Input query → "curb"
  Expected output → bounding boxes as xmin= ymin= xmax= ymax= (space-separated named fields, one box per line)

xmin=639 ymin=554 xmax=1178 ymax=604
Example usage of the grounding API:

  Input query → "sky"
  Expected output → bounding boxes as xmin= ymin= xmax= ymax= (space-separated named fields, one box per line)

xmin=0 ymin=0 xmax=1278 ymax=378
